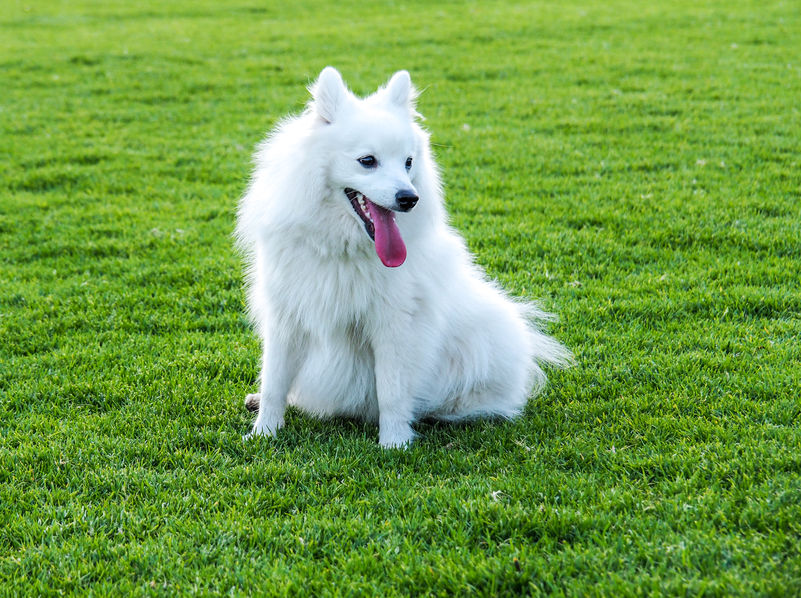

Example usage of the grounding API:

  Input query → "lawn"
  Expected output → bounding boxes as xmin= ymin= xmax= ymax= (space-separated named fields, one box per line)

xmin=1 ymin=0 xmax=800 ymax=595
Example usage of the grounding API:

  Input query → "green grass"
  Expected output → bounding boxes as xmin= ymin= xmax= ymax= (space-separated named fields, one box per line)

xmin=1 ymin=0 xmax=800 ymax=595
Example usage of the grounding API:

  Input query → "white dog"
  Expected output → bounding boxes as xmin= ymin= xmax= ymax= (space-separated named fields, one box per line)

xmin=236 ymin=67 xmax=570 ymax=448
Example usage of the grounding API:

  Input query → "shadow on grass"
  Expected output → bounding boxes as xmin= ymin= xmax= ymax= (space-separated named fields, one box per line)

xmin=239 ymin=404 xmax=531 ymax=456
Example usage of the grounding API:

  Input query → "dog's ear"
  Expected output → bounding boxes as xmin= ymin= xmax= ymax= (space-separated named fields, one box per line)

xmin=310 ymin=66 xmax=346 ymax=124
xmin=385 ymin=70 xmax=419 ymax=113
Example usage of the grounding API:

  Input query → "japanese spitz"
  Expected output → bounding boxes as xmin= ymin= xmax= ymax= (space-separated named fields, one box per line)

xmin=236 ymin=67 xmax=570 ymax=448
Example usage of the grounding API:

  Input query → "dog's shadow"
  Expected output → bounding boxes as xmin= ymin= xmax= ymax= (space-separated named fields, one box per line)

xmin=243 ymin=402 xmax=517 ymax=456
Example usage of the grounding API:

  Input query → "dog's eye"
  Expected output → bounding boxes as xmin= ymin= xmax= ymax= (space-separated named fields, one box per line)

xmin=358 ymin=155 xmax=377 ymax=168
xmin=405 ymin=157 xmax=413 ymax=171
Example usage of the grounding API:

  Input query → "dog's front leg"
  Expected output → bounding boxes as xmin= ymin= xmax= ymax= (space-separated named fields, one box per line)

xmin=373 ymin=341 xmax=417 ymax=449
xmin=244 ymin=338 xmax=293 ymax=440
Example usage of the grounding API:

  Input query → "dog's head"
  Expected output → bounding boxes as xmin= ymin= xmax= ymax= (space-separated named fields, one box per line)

xmin=309 ymin=67 xmax=423 ymax=267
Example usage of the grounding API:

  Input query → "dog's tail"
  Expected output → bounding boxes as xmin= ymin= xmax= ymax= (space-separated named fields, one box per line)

xmin=518 ymin=302 xmax=574 ymax=396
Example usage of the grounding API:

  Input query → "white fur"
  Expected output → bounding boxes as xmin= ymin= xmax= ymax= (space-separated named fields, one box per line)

xmin=236 ymin=67 xmax=571 ymax=448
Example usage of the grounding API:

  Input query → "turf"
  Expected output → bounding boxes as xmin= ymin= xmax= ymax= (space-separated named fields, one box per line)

xmin=1 ymin=0 xmax=800 ymax=595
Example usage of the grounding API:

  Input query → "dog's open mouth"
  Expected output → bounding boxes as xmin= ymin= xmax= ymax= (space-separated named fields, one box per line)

xmin=345 ymin=188 xmax=407 ymax=268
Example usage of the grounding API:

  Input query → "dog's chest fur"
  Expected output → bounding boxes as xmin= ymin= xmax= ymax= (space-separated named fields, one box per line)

xmin=260 ymin=232 xmax=415 ymax=342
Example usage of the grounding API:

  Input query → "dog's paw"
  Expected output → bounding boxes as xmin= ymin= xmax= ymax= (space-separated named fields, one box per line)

xmin=379 ymin=437 xmax=413 ymax=449
xmin=244 ymin=393 xmax=260 ymax=412
xmin=378 ymin=420 xmax=415 ymax=449
xmin=243 ymin=414 xmax=284 ymax=441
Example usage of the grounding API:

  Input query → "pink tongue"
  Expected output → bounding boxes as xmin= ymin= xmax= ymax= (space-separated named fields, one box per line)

xmin=366 ymin=200 xmax=406 ymax=267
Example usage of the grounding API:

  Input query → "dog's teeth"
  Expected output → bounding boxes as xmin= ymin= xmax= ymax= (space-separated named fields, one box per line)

xmin=352 ymin=191 xmax=372 ymax=222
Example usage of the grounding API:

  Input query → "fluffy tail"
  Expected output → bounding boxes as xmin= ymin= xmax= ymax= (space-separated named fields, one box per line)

xmin=519 ymin=302 xmax=574 ymax=396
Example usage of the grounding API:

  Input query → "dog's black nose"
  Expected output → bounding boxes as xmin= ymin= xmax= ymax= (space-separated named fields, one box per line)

xmin=395 ymin=189 xmax=419 ymax=212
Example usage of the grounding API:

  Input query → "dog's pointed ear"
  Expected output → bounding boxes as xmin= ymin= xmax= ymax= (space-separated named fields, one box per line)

xmin=385 ymin=70 xmax=418 ymax=112
xmin=310 ymin=66 xmax=346 ymax=124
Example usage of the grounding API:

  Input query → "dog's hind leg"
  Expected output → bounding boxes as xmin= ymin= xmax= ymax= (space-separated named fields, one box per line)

xmin=244 ymin=394 xmax=260 ymax=412
xmin=441 ymin=386 xmax=529 ymax=422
